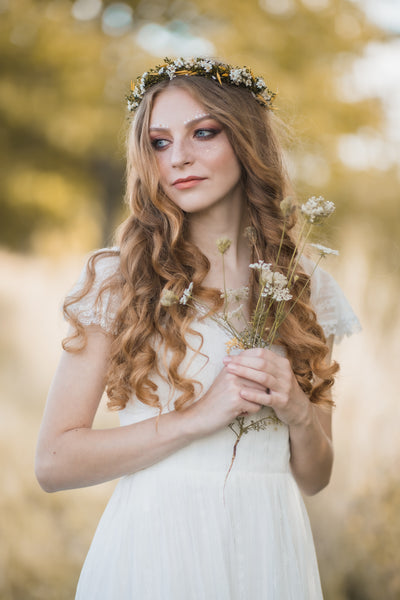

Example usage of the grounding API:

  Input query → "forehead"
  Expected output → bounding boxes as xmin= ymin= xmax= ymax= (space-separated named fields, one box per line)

xmin=150 ymin=87 xmax=207 ymax=124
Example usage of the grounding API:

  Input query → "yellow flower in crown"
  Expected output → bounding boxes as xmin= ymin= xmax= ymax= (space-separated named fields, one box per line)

xmin=126 ymin=57 xmax=276 ymax=112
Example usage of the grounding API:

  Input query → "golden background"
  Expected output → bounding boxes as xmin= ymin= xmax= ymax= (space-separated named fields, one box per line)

xmin=1 ymin=0 xmax=399 ymax=597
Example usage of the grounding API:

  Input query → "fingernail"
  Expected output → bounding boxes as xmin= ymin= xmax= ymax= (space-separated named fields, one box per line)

xmin=223 ymin=356 xmax=232 ymax=363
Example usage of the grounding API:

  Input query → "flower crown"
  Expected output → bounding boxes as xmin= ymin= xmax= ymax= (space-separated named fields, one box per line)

xmin=127 ymin=57 xmax=276 ymax=112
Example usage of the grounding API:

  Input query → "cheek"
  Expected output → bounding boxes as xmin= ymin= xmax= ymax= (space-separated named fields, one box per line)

xmin=154 ymin=154 xmax=169 ymax=182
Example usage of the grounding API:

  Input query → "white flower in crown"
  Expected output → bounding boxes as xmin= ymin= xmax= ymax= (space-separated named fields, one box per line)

xmin=127 ymin=57 xmax=276 ymax=113
xmin=166 ymin=64 xmax=176 ymax=79
xmin=199 ymin=59 xmax=213 ymax=72
xmin=229 ymin=68 xmax=243 ymax=84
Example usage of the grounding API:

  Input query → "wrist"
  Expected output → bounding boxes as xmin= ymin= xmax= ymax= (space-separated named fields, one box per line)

xmin=176 ymin=403 xmax=206 ymax=442
xmin=290 ymin=396 xmax=314 ymax=430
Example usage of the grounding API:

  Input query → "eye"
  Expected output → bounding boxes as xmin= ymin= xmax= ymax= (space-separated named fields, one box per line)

xmin=194 ymin=128 xmax=220 ymax=139
xmin=151 ymin=138 xmax=170 ymax=150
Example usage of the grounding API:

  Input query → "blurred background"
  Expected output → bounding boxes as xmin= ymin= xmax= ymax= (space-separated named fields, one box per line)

xmin=0 ymin=0 xmax=399 ymax=598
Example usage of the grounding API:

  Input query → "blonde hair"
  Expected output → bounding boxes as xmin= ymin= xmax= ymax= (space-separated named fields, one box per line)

xmin=64 ymin=74 xmax=338 ymax=412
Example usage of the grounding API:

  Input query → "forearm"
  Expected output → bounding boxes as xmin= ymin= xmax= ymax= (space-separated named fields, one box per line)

xmin=35 ymin=408 xmax=196 ymax=492
xmin=289 ymin=404 xmax=333 ymax=496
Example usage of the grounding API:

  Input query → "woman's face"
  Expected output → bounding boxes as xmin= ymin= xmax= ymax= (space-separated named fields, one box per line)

xmin=149 ymin=86 xmax=243 ymax=214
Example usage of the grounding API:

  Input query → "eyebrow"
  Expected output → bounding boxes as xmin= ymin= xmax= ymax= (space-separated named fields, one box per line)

xmin=149 ymin=114 xmax=213 ymax=131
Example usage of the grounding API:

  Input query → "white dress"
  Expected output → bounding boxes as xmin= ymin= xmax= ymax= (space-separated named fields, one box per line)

xmin=67 ymin=250 xmax=360 ymax=600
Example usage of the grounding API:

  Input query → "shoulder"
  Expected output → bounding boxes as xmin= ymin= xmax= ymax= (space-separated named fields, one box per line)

xmin=64 ymin=247 xmax=122 ymax=333
xmin=300 ymin=254 xmax=361 ymax=343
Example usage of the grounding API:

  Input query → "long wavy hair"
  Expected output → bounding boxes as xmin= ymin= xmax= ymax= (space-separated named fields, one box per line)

xmin=63 ymin=73 xmax=338 ymax=412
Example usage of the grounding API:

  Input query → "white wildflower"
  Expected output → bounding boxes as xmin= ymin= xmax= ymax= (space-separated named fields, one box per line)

xmin=300 ymin=196 xmax=335 ymax=224
xmin=160 ymin=290 xmax=179 ymax=307
xmin=249 ymin=260 xmax=274 ymax=285
xmin=179 ymin=282 xmax=194 ymax=305
xmin=256 ymin=268 xmax=292 ymax=302
xmin=310 ymin=243 xmax=339 ymax=257
xmin=256 ymin=78 xmax=265 ymax=89
xmin=249 ymin=260 xmax=271 ymax=271
xmin=174 ymin=58 xmax=184 ymax=68
xmin=262 ymin=285 xmax=292 ymax=302
xmin=221 ymin=286 xmax=249 ymax=303
xmin=227 ymin=305 xmax=244 ymax=320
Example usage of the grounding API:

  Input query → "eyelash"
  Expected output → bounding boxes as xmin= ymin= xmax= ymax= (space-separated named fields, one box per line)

xmin=151 ymin=128 xmax=220 ymax=150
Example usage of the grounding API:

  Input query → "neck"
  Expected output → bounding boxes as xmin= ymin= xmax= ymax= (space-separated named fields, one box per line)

xmin=188 ymin=190 xmax=252 ymax=288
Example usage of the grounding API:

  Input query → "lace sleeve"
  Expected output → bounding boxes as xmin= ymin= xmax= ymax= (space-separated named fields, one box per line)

xmin=302 ymin=255 xmax=361 ymax=343
xmin=64 ymin=248 xmax=121 ymax=334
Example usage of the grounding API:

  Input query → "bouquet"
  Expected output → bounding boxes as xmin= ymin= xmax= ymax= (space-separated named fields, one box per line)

xmin=161 ymin=196 xmax=338 ymax=485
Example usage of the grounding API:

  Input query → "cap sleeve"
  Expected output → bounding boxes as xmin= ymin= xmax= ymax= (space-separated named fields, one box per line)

xmin=64 ymin=248 xmax=121 ymax=334
xmin=301 ymin=255 xmax=361 ymax=343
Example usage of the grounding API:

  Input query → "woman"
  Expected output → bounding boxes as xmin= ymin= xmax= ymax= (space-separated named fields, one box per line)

xmin=35 ymin=58 xmax=360 ymax=599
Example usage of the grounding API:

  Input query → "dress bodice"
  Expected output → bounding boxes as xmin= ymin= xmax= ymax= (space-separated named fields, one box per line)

xmin=65 ymin=247 xmax=361 ymax=477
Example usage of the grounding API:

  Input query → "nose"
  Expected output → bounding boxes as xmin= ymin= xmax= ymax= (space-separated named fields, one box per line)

xmin=170 ymin=137 xmax=193 ymax=168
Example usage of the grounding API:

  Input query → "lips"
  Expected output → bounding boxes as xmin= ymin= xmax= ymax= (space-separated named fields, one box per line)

xmin=172 ymin=176 xmax=206 ymax=189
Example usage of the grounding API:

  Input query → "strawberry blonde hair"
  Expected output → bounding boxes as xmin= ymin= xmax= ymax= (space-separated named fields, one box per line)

xmin=63 ymin=74 xmax=338 ymax=412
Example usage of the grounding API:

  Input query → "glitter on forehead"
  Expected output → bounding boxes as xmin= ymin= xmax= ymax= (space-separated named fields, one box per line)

xmin=149 ymin=113 xmax=212 ymax=130
xmin=183 ymin=113 xmax=210 ymax=125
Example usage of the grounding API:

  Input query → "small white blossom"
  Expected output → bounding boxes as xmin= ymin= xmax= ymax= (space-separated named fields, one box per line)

xmin=227 ymin=305 xmax=244 ymax=320
xmin=179 ymin=282 xmax=194 ymax=305
xmin=229 ymin=68 xmax=243 ymax=84
xmin=221 ymin=286 xmax=249 ymax=303
xmin=249 ymin=260 xmax=275 ymax=285
xmin=262 ymin=285 xmax=292 ymax=301
xmin=166 ymin=65 xmax=176 ymax=79
xmin=249 ymin=260 xmax=271 ymax=271
xmin=300 ymin=196 xmax=335 ymax=224
xmin=174 ymin=58 xmax=184 ymax=68
xmin=160 ymin=290 xmax=179 ymax=307
xmin=199 ymin=59 xmax=213 ymax=72
xmin=256 ymin=77 xmax=265 ymax=89
xmin=310 ymin=243 xmax=339 ymax=257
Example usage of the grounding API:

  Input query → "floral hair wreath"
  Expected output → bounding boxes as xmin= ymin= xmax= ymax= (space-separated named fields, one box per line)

xmin=127 ymin=57 xmax=277 ymax=112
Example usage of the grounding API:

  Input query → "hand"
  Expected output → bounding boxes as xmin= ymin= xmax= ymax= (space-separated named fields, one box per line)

xmin=184 ymin=366 xmax=266 ymax=437
xmin=223 ymin=348 xmax=311 ymax=428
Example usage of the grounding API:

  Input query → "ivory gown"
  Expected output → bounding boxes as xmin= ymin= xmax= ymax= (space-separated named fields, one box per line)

xmin=67 ymin=250 xmax=360 ymax=600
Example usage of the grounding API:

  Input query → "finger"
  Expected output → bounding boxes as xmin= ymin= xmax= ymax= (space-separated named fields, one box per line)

xmin=225 ymin=361 xmax=277 ymax=389
xmin=240 ymin=386 xmax=274 ymax=407
xmin=240 ymin=398 xmax=264 ymax=414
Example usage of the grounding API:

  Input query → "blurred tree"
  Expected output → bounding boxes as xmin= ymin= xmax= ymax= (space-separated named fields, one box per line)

xmin=0 ymin=0 xmax=397 ymax=265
